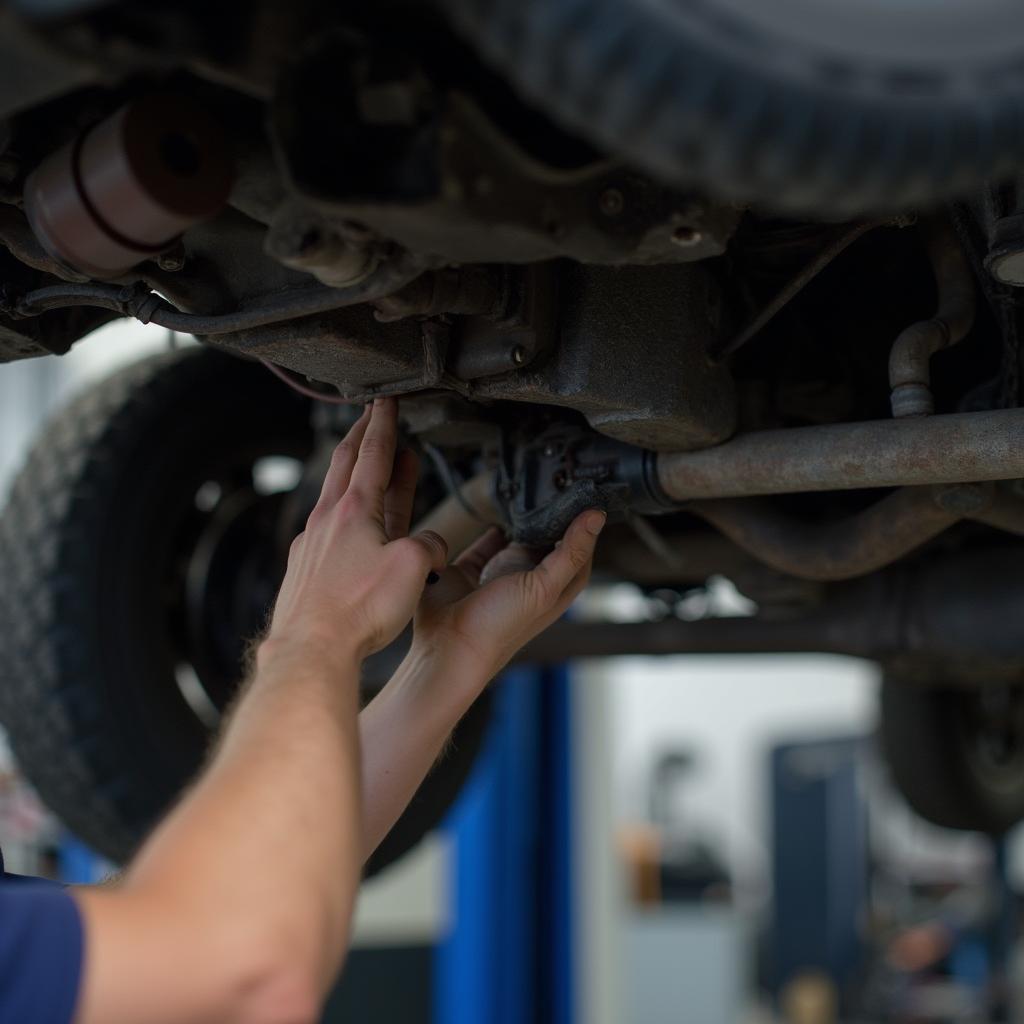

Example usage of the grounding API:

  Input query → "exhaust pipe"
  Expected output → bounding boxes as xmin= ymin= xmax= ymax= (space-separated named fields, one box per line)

xmin=655 ymin=408 xmax=1024 ymax=502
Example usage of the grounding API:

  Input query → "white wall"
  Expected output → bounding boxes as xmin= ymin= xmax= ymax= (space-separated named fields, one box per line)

xmin=0 ymin=319 xmax=171 ymax=497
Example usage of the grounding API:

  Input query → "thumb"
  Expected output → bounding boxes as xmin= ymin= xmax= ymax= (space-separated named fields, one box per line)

xmin=405 ymin=529 xmax=449 ymax=575
xmin=479 ymin=544 xmax=545 ymax=586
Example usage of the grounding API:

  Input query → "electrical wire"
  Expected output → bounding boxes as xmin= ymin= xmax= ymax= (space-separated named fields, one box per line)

xmin=8 ymin=254 xmax=424 ymax=336
xmin=259 ymin=359 xmax=352 ymax=404
xmin=422 ymin=442 xmax=492 ymax=524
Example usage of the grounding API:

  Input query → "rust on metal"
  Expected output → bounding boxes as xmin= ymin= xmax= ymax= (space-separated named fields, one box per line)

xmin=656 ymin=408 xmax=1024 ymax=501
xmin=517 ymin=548 xmax=1024 ymax=677
xmin=684 ymin=484 xmax=1024 ymax=581
xmin=687 ymin=487 xmax=961 ymax=581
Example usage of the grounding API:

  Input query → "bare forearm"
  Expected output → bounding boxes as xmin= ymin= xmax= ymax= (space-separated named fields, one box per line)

xmin=125 ymin=647 xmax=363 ymax=986
xmin=71 ymin=399 xmax=470 ymax=1024
xmin=74 ymin=647 xmax=366 ymax=1024
xmin=360 ymin=649 xmax=483 ymax=860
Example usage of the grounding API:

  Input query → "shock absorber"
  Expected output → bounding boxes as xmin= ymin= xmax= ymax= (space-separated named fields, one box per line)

xmin=24 ymin=94 xmax=232 ymax=279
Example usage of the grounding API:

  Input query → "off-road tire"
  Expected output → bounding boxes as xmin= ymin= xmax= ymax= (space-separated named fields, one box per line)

xmin=0 ymin=347 xmax=490 ymax=873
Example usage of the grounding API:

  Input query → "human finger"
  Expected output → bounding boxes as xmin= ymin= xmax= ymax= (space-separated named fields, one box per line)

xmin=383 ymin=449 xmax=420 ymax=540
xmin=478 ymin=542 xmax=544 ymax=586
xmin=349 ymin=397 xmax=399 ymax=498
xmin=454 ymin=526 xmax=507 ymax=585
xmin=553 ymin=561 xmax=592 ymax=615
xmin=395 ymin=529 xmax=449 ymax=577
xmin=530 ymin=509 xmax=604 ymax=599
xmin=313 ymin=406 xmax=371 ymax=512
xmin=523 ymin=562 xmax=594 ymax=650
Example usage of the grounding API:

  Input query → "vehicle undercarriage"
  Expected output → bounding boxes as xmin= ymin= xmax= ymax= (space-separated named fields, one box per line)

xmin=4 ymin=0 xmax=1024 ymax=864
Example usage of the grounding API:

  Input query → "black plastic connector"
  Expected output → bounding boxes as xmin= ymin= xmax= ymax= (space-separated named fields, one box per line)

xmin=496 ymin=425 xmax=673 ymax=545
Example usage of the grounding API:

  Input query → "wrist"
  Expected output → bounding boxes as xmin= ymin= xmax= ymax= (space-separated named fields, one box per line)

xmin=255 ymin=631 xmax=364 ymax=683
xmin=401 ymin=638 xmax=493 ymax=703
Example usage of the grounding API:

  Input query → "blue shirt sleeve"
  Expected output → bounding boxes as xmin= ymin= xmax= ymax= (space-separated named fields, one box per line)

xmin=0 ymin=874 xmax=84 ymax=1024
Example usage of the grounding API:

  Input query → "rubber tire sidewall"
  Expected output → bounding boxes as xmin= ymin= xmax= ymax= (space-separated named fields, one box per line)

xmin=0 ymin=347 xmax=492 ymax=875
xmin=879 ymin=676 xmax=1024 ymax=834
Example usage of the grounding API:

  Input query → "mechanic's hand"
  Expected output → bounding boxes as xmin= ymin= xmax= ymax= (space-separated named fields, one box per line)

xmin=262 ymin=398 xmax=448 ymax=669
xmin=411 ymin=510 xmax=605 ymax=685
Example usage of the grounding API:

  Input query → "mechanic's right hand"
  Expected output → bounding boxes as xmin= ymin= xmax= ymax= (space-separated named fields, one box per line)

xmin=261 ymin=398 xmax=448 ymax=670
xmin=410 ymin=509 xmax=605 ymax=687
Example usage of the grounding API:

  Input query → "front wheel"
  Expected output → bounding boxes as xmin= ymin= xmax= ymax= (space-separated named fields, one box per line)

xmin=0 ymin=347 xmax=491 ymax=874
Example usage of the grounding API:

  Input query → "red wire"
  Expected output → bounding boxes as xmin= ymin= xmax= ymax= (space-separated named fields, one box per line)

xmin=260 ymin=359 xmax=354 ymax=405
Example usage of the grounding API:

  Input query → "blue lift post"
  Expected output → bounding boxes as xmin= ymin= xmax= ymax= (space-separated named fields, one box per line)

xmin=435 ymin=665 xmax=575 ymax=1024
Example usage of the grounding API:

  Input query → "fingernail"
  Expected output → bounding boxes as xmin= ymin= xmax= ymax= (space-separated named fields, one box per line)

xmin=584 ymin=509 xmax=606 ymax=536
xmin=427 ymin=571 xmax=441 ymax=585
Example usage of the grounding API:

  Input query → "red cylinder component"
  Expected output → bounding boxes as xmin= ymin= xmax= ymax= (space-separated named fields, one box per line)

xmin=24 ymin=94 xmax=232 ymax=279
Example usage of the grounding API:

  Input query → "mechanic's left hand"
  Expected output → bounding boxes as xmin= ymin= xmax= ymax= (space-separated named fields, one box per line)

xmin=261 ymin=398 xmax=448 ymax=671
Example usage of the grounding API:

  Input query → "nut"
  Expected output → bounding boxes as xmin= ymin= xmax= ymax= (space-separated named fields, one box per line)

xmin=156 ymin=248 xmax=185 ymax=272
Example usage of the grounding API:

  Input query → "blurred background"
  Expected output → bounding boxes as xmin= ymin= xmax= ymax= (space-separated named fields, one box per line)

xmin=3 ymin=326 xmax=1023 ymax=1024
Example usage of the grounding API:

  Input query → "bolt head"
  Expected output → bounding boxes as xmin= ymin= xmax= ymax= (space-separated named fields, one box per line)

xmin=599 ymin=188 xmax=624 ymax=217
xmin=156 ymin=250 xmax=185 ymax=272
xmin=511 ymin=345 xmax=527 ymax=366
